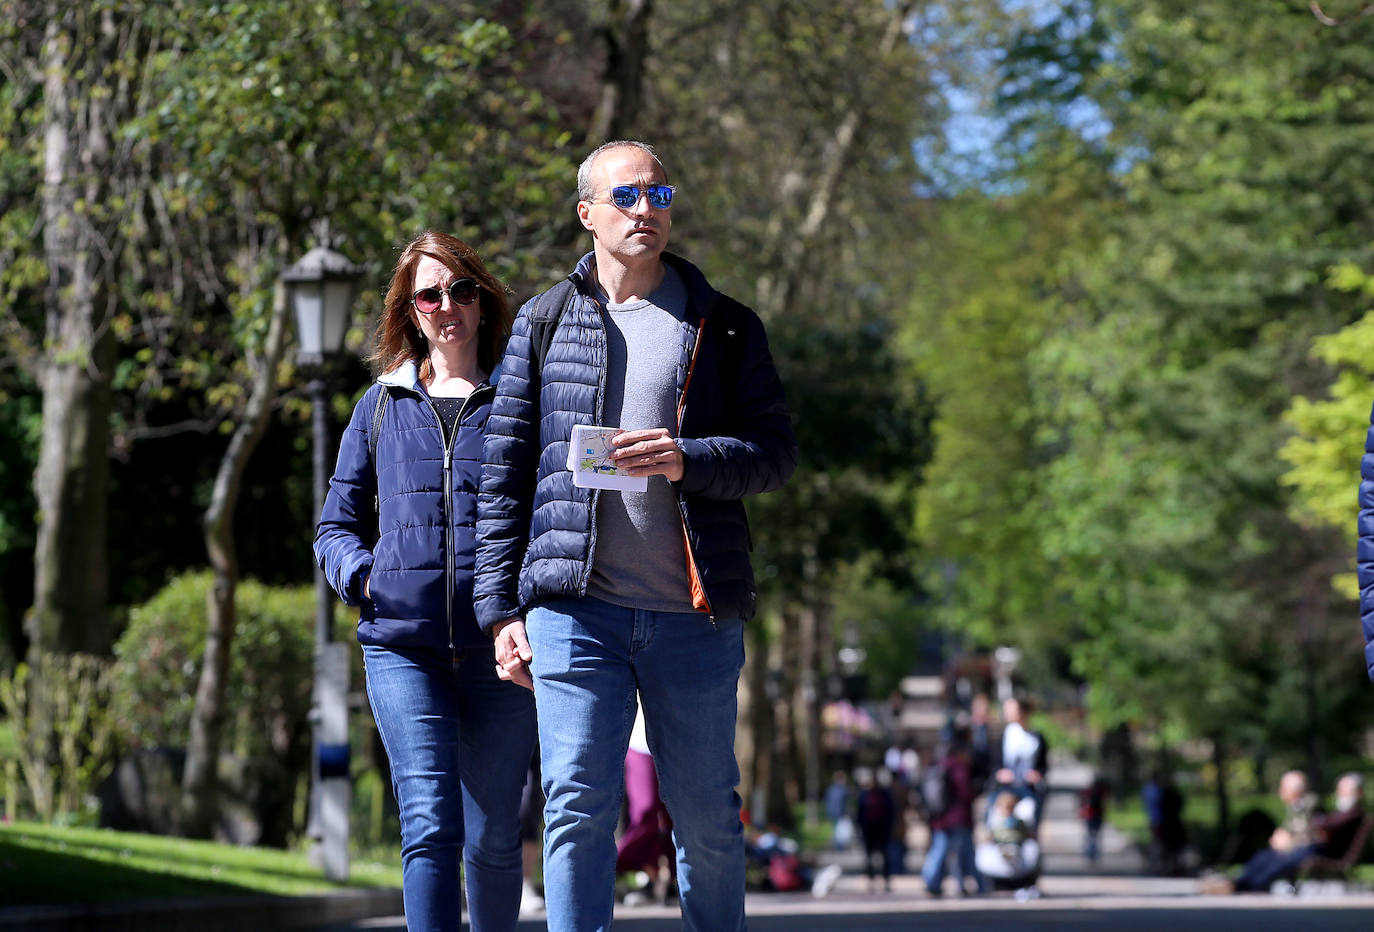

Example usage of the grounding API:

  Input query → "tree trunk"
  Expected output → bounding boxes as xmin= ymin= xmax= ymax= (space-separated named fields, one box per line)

xmin=797 ymin=601 xmax=820 ymax=825
xmin=180 ymin=256 xmax=292 ymax=838
xmin=755 ymin=1 xmax=916 ymax=321
xmin=769 ymin=607 xmax=803 ymax=829
xmin=587 ymin=0 xmax=653 ymax=145
xmin=736 ymin=620 xmax=766 ymax=823
xmin=28 ymin=2 xmax=120 ymax=657
xmin=1298 ymin=566 xmax=1327 ymax=790
xmin=1212 ymin=735 xmax=1229 ymax=841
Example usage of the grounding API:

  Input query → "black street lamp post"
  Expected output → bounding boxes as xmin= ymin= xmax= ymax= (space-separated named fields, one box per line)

xmin=283 ymin=243 xmax=365 ymax=883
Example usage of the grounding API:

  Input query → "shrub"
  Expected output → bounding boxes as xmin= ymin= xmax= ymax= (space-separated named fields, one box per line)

xmin=110 ymin=571 xmax=351 ymax=844
xmin=0 ymin=651 xmax=116 ymax=823
xmin=114 ymin=572 xmax=311 ymax=758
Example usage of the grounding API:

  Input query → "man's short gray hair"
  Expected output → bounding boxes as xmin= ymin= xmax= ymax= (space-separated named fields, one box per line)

xmin=577 ymin=140 xmax=667 ymax=201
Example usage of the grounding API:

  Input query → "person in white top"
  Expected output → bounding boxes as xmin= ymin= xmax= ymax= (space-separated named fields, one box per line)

xmin=994 ymin=697 xmax=1048 ymax=824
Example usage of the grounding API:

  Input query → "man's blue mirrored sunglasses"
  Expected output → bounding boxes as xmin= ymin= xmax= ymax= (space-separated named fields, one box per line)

xmin=607 ymin=184 xmax=675 ymax=209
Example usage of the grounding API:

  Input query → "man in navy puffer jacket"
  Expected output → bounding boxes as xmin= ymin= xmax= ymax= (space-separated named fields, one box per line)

xmin=476 ymin=140 xmax=797 ymax=932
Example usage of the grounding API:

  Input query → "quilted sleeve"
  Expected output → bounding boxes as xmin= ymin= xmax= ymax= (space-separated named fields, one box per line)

xmin=313 ymin=385 xmax=380 ymax=607
xmin=676 ymin=305 xmax=798 ymax=501
xmin=475 ymin=303 xmax=541 ymax=631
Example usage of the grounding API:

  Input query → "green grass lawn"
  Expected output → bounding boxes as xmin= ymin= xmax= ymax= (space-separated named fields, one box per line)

xmin=0 ymin=821 xmax=401 ymax=907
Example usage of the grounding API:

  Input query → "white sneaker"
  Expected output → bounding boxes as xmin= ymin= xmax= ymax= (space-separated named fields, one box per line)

xmin=519 ymin=880 xmax=544 ymax=916
xmin=812 ymin=863 xmax=843 ymax=898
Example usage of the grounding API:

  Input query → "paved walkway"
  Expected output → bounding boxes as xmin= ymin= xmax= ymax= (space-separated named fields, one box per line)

xmin=19 ymin=755 xmax=1370 ymax=930
xmin=320 ymin=756 xmax=1374 ymax=930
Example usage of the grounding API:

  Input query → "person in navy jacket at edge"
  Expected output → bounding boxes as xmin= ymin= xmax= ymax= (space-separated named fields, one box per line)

xmin=474 ymin=140 xmax=798 ymax=932
xmin=1358 ymin=399 xmax=1374 ymax=681
xmin=315 ymin=232 xmax=536 ymax=932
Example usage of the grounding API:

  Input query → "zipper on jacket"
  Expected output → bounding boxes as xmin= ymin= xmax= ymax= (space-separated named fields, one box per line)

xmin=426 ymin=383 xmax=492 ymax=656
xmin=677 ymin=316 xmax=715 ymax=623
xmin=578 ymin=295 xmax=610 ymax=598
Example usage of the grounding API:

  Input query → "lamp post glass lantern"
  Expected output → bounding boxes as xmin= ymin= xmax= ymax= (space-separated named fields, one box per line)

xmin=283 ymin=242 xmax=364 ymax=884
xmin=284 ymin=245 xmax=365 ymax=365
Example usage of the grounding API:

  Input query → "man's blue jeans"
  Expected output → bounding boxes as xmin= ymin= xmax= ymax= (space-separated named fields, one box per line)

xmin=922 ymin=827 xmax=985 ymax=895
xmin=526 ymin=596 xmax=747 ymax=932
xmin=1235 ymin=842 xmax=1317 ymax=891
xmin=363 ymin=644 xmax=537 ymax=932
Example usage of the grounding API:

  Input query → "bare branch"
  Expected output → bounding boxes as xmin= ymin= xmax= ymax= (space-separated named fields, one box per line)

xmin=1310 ymin=1 xmax=1374 ymax=25
xmin=124 ymin=413 xmax=216 ymax=442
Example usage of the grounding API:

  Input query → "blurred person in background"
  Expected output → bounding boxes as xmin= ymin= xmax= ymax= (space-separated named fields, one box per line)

xmin=855 ymin=767 xmax=897 ymax=892
xmin=994 ymin=696 xmax=1048 ymax=823
xmin=921 ymin=727 xmax=986 ymax=897
xmin=1204 ymin=770 xmax=1316 ymax=894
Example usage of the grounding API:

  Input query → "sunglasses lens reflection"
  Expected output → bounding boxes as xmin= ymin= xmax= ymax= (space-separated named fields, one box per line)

xmin=413 ymin=279 xmax=479 ymax=313
xmin=609 ymin=185 xmax=673 ymax=209
xmin=449 ymin=280 xmax=478 ymax=305
xmin=414 ymin=288 xmax=443 ymax=313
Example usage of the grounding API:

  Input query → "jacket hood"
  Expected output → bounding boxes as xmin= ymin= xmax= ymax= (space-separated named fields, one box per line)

xmin=379 ymin=360 xmax=421 ymax=391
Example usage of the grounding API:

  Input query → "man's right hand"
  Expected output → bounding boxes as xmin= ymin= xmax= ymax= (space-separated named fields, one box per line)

xmin=493 ymin=617 xmax=534 ymax=691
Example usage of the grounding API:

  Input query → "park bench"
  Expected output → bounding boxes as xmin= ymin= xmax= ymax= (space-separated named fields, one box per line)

xmin=1298 ymin=812 xmax=1374 ymax=882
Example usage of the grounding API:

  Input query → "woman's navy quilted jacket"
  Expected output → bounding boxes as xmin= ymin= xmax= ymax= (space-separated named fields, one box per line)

xmin=474 ymin=251 xmax=797 ymax=630
xmin=314 ymin=361 xmax=496 ymax=651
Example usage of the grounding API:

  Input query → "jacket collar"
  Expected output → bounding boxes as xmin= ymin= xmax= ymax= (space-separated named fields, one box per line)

xmin=570 ymin=250 xmax=721 ymax=317
xmin=379 ymin=360 xmax=421 ymax=391
xmin=378 ymin=359 xmax=499 ymax=393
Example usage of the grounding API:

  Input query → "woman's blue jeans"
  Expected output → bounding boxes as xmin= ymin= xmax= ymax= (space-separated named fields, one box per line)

xmin=363 ymin=643 xmax=537 ymax=932
xmin=526 ymin=596 xmax=747 ymax=932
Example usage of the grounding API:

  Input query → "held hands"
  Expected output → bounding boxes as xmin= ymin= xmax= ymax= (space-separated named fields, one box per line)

xmin=609 ymin=428 xmax=683 ymax=482
xmin=493 ymin=617 xmax=534 ymax=691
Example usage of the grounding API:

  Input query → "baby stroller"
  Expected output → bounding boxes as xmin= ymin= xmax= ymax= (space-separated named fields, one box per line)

xmin=975 ymin=786 xmax=1042 ymax=897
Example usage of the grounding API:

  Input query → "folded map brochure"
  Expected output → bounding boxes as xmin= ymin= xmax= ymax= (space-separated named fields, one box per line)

xmin=566 ymin=425 xmax=648 ymax=492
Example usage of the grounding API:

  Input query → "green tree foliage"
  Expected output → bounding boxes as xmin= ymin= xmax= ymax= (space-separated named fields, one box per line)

xmin=906 ymin=189 xmax=1086 ymax=655
xmin=1280 ymin=262 xmax=1374 ymax=599
xmin=0 ymin=0 xmax=582 ymax=838
xmin=912 ymin=0 xmax=1374 ymax=788
xmin=643 ymin=0 xmax=948 ymax=645
xmin=125 ymin=0 xmax=578 ymax=837
xmin=621 ymin=0 xmax=967 ymax=818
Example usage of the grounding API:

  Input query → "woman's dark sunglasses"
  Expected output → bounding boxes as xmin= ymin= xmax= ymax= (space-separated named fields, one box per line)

xmin=412 ymin=279 xmax=479 ymax=314
xmin=607 ymin=184 xmax=675 ymax=210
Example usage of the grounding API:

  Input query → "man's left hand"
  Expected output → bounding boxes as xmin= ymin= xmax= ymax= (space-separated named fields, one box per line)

xmin=610 ymin=428 xmax=684 ymax=482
